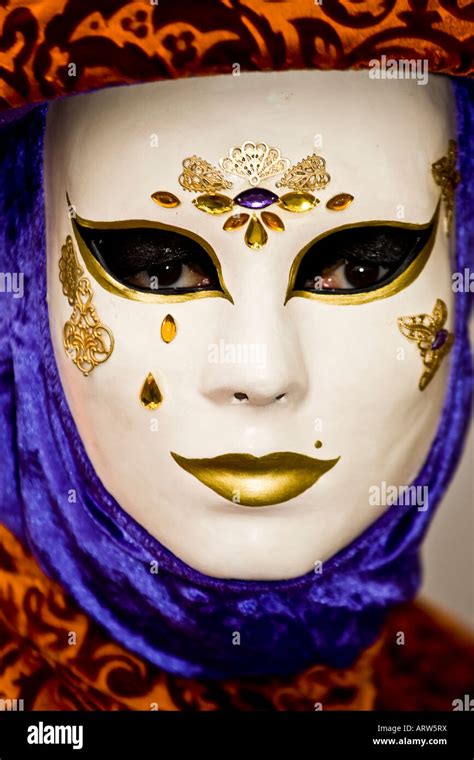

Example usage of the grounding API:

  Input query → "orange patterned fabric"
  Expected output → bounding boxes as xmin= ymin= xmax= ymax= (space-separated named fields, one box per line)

xmin=0 ymin=0 xmax=473 ymax=112
xmin=0 ymin=521 xmax=473 ymax=711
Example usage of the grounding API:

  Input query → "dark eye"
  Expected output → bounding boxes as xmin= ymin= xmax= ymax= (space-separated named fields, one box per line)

xmin=74 ymin=221 xmax=222 ymax=295
xmin=292 ymin=220 xmax=435 ymax=295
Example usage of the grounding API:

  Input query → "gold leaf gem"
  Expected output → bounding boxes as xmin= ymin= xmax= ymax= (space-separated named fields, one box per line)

xmin=161 ymin=314 xmax=177 ymax=344
xmin=245 ymin=214 xmax=268 ymax=250
xmin=193 ymin=193 xmax=234 ymax=215
xmin=151 ymin=191 xmax=180 ymax=208
xmin=223 ymin=213 xmax=250 ymax=231
xmin=261 ymin=211 xmax=285 ymax=231
xmin=278 ymin=191 xmax=319 ymax=213
xmin=326 ymin=193 xmax=354 ymax=211
xmin=140 ymin=373 xmax=163 ymax=410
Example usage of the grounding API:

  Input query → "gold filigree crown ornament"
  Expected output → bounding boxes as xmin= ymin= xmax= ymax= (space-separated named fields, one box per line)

xmin=219 ymin=141 xmax=290 ymax=186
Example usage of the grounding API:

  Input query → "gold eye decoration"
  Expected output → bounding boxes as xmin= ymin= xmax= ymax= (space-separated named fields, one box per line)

xmin=175 ymin=141 xmax=355 ymax=251
xmin=59 ymin=236 xmax=114 ymax=376
xmin=431 ymin=140 xmax=459 ymax=235
xmin=70 ymin=204 xmax=233 ymax=305
xmin=398 ymin=299 xmax=454 ymax=391
xmin=140 ymin=372 xmax=163 ymax=410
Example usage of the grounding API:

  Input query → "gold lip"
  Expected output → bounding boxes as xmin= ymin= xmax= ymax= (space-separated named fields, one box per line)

xmin=67 ymin=193 xmax=234 ymax=304
xmin=285 ymin=202 xmax=440 ymax=306
xmin=170 ymin=451 xmax=340 ymax=507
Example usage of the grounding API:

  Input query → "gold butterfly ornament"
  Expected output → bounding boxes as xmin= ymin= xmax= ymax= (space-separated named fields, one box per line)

xmin=398 ymin=299 xmax=454 ymax=391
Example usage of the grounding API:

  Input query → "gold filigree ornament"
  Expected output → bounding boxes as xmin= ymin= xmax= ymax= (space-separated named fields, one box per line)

xmin=397 ymin=298 xmax=454 ymax=391
xmin=219 ymin=141 xmax=290 ymax=186
xmin=431 ymin=140 xmax=460 ymax=235
xmin=59 ymin=236 xmax=114 ymax=377
xmin=179 ymin=155 xmax=232 ymax=193
xmin=276 ymin=153 xmax=330 ymax=192
xmin=176 ymin=142 xmax=347 ymax=249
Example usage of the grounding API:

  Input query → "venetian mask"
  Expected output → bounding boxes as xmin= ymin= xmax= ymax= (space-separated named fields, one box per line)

xmin=44 ymin=70 xmax=456 ymax=580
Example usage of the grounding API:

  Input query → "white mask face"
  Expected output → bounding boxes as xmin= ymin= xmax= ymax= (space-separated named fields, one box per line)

xmin=44 ymin=70 xmax=455 ymax=580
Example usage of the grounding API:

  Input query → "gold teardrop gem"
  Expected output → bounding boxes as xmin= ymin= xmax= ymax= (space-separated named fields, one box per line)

xmin=161 ymin=314 xmax=176 ymax=343
xmin=151 ymin=190 xmax=180 ymax=208
xmin=223 ymin=213 xmax=250 ymax=231
xmin=245 ymin=214 xmax=268 ymax=250
xmin=278 ymin=191 xmax=319 ymax=213
xmin=193 ymin=193 xmax=234 ymax=215
xmin=326 ymin=193 xmax=354 ymax=211
xmin=261 ymin=211 xmax=285 ymax=231
xmin=140 ymin=373 xmax=163 ymax=410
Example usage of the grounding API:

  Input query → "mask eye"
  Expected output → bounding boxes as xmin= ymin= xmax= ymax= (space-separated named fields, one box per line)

xmin=74 ymin=221 xmax=224 ymax=296
xmin=288 ymin=210 xmax=438 ymax=304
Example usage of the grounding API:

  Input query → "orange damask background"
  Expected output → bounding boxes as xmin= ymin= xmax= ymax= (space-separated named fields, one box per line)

xmin=0 ymin=0 xmax=473 ymax=111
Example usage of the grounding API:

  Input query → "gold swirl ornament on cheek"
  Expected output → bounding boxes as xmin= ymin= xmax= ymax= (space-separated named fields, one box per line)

xmin=59 ymin=236 xmax=114 ymax=376
xmin=398 ymin=298 xmax=454 ymax=391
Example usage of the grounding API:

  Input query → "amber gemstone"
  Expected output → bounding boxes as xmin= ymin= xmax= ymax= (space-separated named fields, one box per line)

xmin=261 ymin=211 xmax=285 ymax=231
xmin=161 ymin=314 xmax=177 ymax=344
xmin=193 ymin=193 xmax=234 ymax=214
xmin=278 ymin=191 xmax=319 ymax=213
xmin=326 ymin=193 xmax=354 ymax=211
xmin=245 ymin=214 xmax=268 ymax=250
xmin=151 ymin=191 xmax=180 ymax=208
xmin=140 ymin=373 xmax=163 ymax=410
xmin=223 ymin=213 xmax=250 ymax=231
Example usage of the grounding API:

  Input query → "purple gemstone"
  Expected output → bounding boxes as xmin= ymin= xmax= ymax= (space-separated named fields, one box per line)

xmin=234 ymin=188 xmax=278 ymax=209
xmin=431 ymin=329 xmax=449 ymax=350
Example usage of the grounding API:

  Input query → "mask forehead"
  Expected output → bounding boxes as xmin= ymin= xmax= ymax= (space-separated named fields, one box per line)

xmin=47 ymin=69 xmax=454 ymax=227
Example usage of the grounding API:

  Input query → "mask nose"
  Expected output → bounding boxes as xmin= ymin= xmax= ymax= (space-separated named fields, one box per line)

xmin=198 ymin=304 xmax=309 ymax=408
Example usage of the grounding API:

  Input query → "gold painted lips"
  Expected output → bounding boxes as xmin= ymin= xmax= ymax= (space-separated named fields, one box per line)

xmin=170 ymin=451 xmax=340 ymax=507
